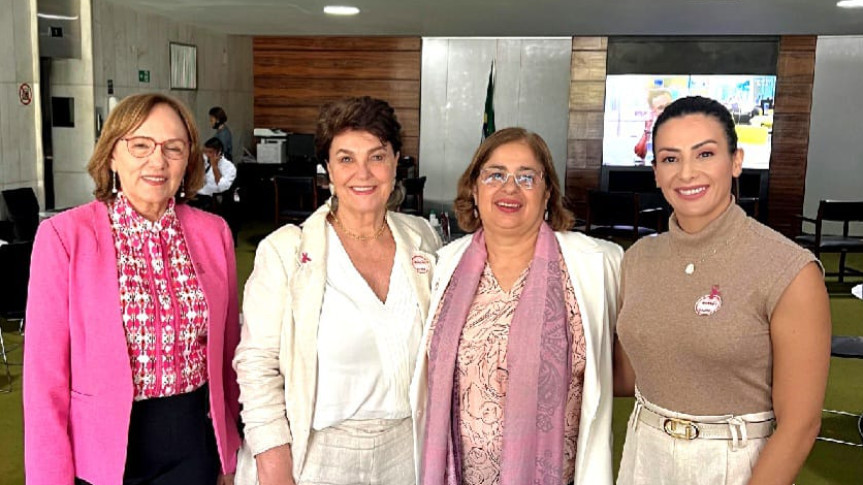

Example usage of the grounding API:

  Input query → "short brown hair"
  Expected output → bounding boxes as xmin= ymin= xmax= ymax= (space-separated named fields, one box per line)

xmin=454 ymin=127 xmax=574 ymax=232
xmin=315 ymin=96 xmax=403 ymax=163
xmin=88 ymin=93 xmax=204 ymax=203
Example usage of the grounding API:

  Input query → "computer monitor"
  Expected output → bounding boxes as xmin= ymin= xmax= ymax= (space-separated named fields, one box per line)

xmin=288 ymin=133 xmax=316 ymax=160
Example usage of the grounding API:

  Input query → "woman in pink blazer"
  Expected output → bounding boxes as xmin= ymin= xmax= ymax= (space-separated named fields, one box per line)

xmin=24 ymin=93 xmax=241 ymax=485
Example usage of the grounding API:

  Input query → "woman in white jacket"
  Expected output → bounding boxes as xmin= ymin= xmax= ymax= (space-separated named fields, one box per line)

xmin=234 ymin=97 xmax=442 ymax=485
xmin=412 ymin=128 xmax=621 ymax=485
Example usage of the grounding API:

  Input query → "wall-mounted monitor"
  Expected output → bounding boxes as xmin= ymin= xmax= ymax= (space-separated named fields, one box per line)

xmin=602 ymin=74 xmax=777 ymax=169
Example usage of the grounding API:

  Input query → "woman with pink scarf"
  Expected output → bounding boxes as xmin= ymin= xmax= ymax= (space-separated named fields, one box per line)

xmin=411 ymin=128 xmax=622 ymax=485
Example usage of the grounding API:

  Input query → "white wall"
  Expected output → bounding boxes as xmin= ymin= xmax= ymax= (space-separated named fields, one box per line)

xmin=419 ymin=38 xmax=572 ymax=214
xmin=50 ymin=0 xmax=97 ymax=208
xmin=92 ymin=0 xmax=254 ymax=162
xmin=805 ymin=36 xmax=863 ymax=235
xmin=0 ymin=0 xmax=42 ymax=218
xmin=37 ymin=0 xmax=255 ymax=208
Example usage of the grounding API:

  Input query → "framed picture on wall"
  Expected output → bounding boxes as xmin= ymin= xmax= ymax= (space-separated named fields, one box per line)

xmin=170 ymin=42 xmax=197 ymax=90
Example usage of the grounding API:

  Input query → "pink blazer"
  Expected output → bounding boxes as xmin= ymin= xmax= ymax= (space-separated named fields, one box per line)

xmin=23 ymin=201 xmax=241 ymax=485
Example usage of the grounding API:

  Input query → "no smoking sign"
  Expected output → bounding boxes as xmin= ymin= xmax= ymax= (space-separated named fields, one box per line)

xmin=19 ymin=83 xmax=33 ymax=105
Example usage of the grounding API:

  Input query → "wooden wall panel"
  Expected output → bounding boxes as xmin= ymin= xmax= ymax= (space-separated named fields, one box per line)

xmin=253 ymin=36 xmax=422 ymax=161
xmin=768 ymin=35 xmax=817 ymax=237
xmin=565 ymin=37 xmax=608 ymax=220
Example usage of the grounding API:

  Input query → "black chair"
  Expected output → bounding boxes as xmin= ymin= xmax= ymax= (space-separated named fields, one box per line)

xmin=817 ymin=335 xmax=863 ymax=447
xmin=1 ymin=188 xmax=40 ymax=242
xmin=272 ymin=175 xmax=319 ymax=226
xmin=737 ymin=197 xmax=760 ymax=219
xmin=0 ymin=240 xmax=32 ymax=392
xmin=795 ymin=200 xmax=863 ymax=283
xmin=400 ymin=176 xmax=427 ymax=216
xmin=586 ymin=191 xmax=660 ymax=242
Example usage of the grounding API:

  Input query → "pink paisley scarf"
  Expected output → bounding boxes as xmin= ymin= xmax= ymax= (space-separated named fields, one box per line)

xmin=421 ymin=222 xmax=571 ymax=485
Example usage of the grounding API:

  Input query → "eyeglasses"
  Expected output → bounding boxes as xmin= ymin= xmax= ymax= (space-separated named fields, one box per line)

xmin=122 ymin=136 xmax=189 ymax=161
xmin=479 ymin=168 xmax=544 ymax=190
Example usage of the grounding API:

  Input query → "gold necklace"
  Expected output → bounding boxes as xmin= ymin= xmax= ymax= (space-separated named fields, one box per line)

xmin=329 ymin=211 xmax=387 ymax=241
xmin=671 ymin=228 xmax=743 ymax=275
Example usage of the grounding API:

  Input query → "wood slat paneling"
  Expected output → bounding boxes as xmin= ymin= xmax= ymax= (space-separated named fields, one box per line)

xmin=570 ymin=51 xmax=608 ymax=82
xmin=254 ymin=50 xmax=421 ymax=80
xmin=775 ymin=51 xmax=816 ymax=85
xmin=254 ymin=37 xmax=421 ymax=52
xmin=254 ymin=107 xmax=420 ymax=135
xmin=255 ymin=79 xmax=420 ymax=109
xmin=779 ymin=36 xmax=818 ymax=51
xmin=767 ymin=35 xmax=817 ymax=237
xmin=569 ymin=81 xmax=606 ymax=111
xmin=572 ymin=37 xmax=608 ymax=51
xmin=568 ymin=112 xmax=605 ymax=140
xmin=566 ymin=139 xmax=603 ymax=170
xmin=566 ymin=37 xmax=608 ymax=219
xmin=254 ymin=36 xmax=422 ymax=160
xmin=773 ymin=82 xmax=813 ymax=113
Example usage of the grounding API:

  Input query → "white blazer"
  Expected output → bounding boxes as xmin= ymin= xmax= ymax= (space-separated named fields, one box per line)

xmin=410 ymin=231 xmax=623 ymax=485
xmin=234 ymin=201 xmax=442 ymax=483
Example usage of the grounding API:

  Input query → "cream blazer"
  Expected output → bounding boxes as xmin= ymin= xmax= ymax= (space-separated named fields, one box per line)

xmin=234 ymin=202 xmax=442 ymax=483
xmin=410 ymin=231 xmax=623 ymax=485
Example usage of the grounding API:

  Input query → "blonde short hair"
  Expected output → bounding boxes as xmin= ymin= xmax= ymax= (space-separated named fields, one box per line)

xmin=87 ymin=93 xmax=204 ymax=203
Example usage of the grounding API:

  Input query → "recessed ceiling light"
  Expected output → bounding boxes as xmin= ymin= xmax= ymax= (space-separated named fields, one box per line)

xmin=37 ymin=13 xmax=80 ymax=20
xmin=324 ymin=5 xmax=360 ymax=16
xmin=837 ymin=0 xmax=863 ymax=7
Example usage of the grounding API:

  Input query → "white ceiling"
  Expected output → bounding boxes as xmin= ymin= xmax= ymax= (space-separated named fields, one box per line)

xmin=107 ymin=0 xmax=863 ymax=37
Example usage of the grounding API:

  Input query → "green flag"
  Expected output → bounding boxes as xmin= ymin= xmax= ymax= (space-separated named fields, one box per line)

xmin=482 ymin=62 xmax=495 ymax=140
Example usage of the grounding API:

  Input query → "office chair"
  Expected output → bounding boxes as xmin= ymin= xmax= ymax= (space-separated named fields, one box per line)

xmin=1 ymin=187 xmax=40 ymax=242
xmin=0 ymin=240 xmax=32 ymax=392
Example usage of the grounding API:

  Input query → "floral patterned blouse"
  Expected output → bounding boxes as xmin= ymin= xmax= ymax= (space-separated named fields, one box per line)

xmin=430 ymin=259 xmax=586 ymax=485
xmin=109 ymin=193 xmax=210 ymax=401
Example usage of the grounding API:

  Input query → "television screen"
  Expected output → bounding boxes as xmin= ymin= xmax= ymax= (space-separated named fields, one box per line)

xmin=602 ymin=75 xmax=777 ymax=169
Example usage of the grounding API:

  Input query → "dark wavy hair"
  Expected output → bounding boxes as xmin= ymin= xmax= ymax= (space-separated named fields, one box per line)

xmin=454 ymin=127 xmax=574 ymax=232
xmin=315 ymin=96 xmax=405 ymax=210
xmin=315 ymin=96 xmax=403 ymax=163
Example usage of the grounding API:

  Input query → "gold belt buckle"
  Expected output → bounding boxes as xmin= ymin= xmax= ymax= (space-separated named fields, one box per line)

xmin=662 ymin=417 xmax=700 ymax=440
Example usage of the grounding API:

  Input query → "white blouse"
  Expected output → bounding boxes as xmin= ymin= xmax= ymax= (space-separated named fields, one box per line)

xmin=312 ymin=224 xmax=421 ymax=430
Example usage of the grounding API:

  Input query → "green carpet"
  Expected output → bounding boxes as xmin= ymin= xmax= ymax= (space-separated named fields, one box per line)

xmin=1 ymin=227 xmax=860 ymax=485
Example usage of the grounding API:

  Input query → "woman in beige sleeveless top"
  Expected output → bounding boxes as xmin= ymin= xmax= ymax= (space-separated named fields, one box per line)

xmin=613 ymin=96 xmax=831 ymax=485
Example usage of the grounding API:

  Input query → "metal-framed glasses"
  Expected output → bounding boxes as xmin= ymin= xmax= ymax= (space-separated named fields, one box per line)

xmin=123 ymin=136 xmax=189 ymax=161
xmin=479 ymin=168 xmax=544 ymax=190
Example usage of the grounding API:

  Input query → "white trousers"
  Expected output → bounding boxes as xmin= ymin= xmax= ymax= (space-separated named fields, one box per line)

xmin=617 ymin=392 xmax=774 ymax=485
xmin=298 ymin=417 xmax=415 ymax=485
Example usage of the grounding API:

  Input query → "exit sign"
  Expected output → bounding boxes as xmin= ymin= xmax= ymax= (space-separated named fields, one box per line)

xmin=138 ymin=70 xmax=150 ymax=83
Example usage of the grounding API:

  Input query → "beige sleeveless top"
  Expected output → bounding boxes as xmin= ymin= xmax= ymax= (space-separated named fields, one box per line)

xmin=617 ymin=202 xmax=816 ymax=415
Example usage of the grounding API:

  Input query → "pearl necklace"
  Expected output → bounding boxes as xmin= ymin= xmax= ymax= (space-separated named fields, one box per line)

xmin=329 ymin=212 xmax=387 ymax=241
xmin=674 ymin=229 xmax=743 ymax=275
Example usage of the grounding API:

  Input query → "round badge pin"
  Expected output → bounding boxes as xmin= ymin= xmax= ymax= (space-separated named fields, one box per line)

xmin=695 ymin=285 xmax=723 ymax=316
xmin=412 ymin=254 xmax=431 ymax=274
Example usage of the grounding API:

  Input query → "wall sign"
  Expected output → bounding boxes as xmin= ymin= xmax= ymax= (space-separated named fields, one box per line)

xmin=19 ymin=83 xmax=32 ymax=105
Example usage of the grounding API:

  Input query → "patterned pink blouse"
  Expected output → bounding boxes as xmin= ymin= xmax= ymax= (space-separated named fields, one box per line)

xmin=109 ymin=194 xmax=210 ymax=401
xmin=430 ymin=259 xmax=586 ymax=485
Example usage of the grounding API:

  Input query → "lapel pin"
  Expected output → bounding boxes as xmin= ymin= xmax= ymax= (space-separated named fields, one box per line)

xmin=300 ymin=252 xmax=312 ymax=264
xmin=412 ymin=254 xmax=430 ymax=274
xmin=695 ymin=285 xmax=723 ymax=316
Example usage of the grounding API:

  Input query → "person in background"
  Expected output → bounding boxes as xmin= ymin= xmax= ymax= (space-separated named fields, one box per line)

xmin=614 ymin=96 xmax=830 ymax=485
xmin=209 ymin=106 xmax=233 ymax=162
xmin=193 ymin=137 xmax=238 ymax=211
xmin=415 ymin=127 xmax=622 ymax=485
xmin=233 ymin=96 xmax=442 ymax=485
xmin=634 ymin=88 xmax=673 ymax=162
xmin=24 ymin=93 xmax=241 ymax=485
